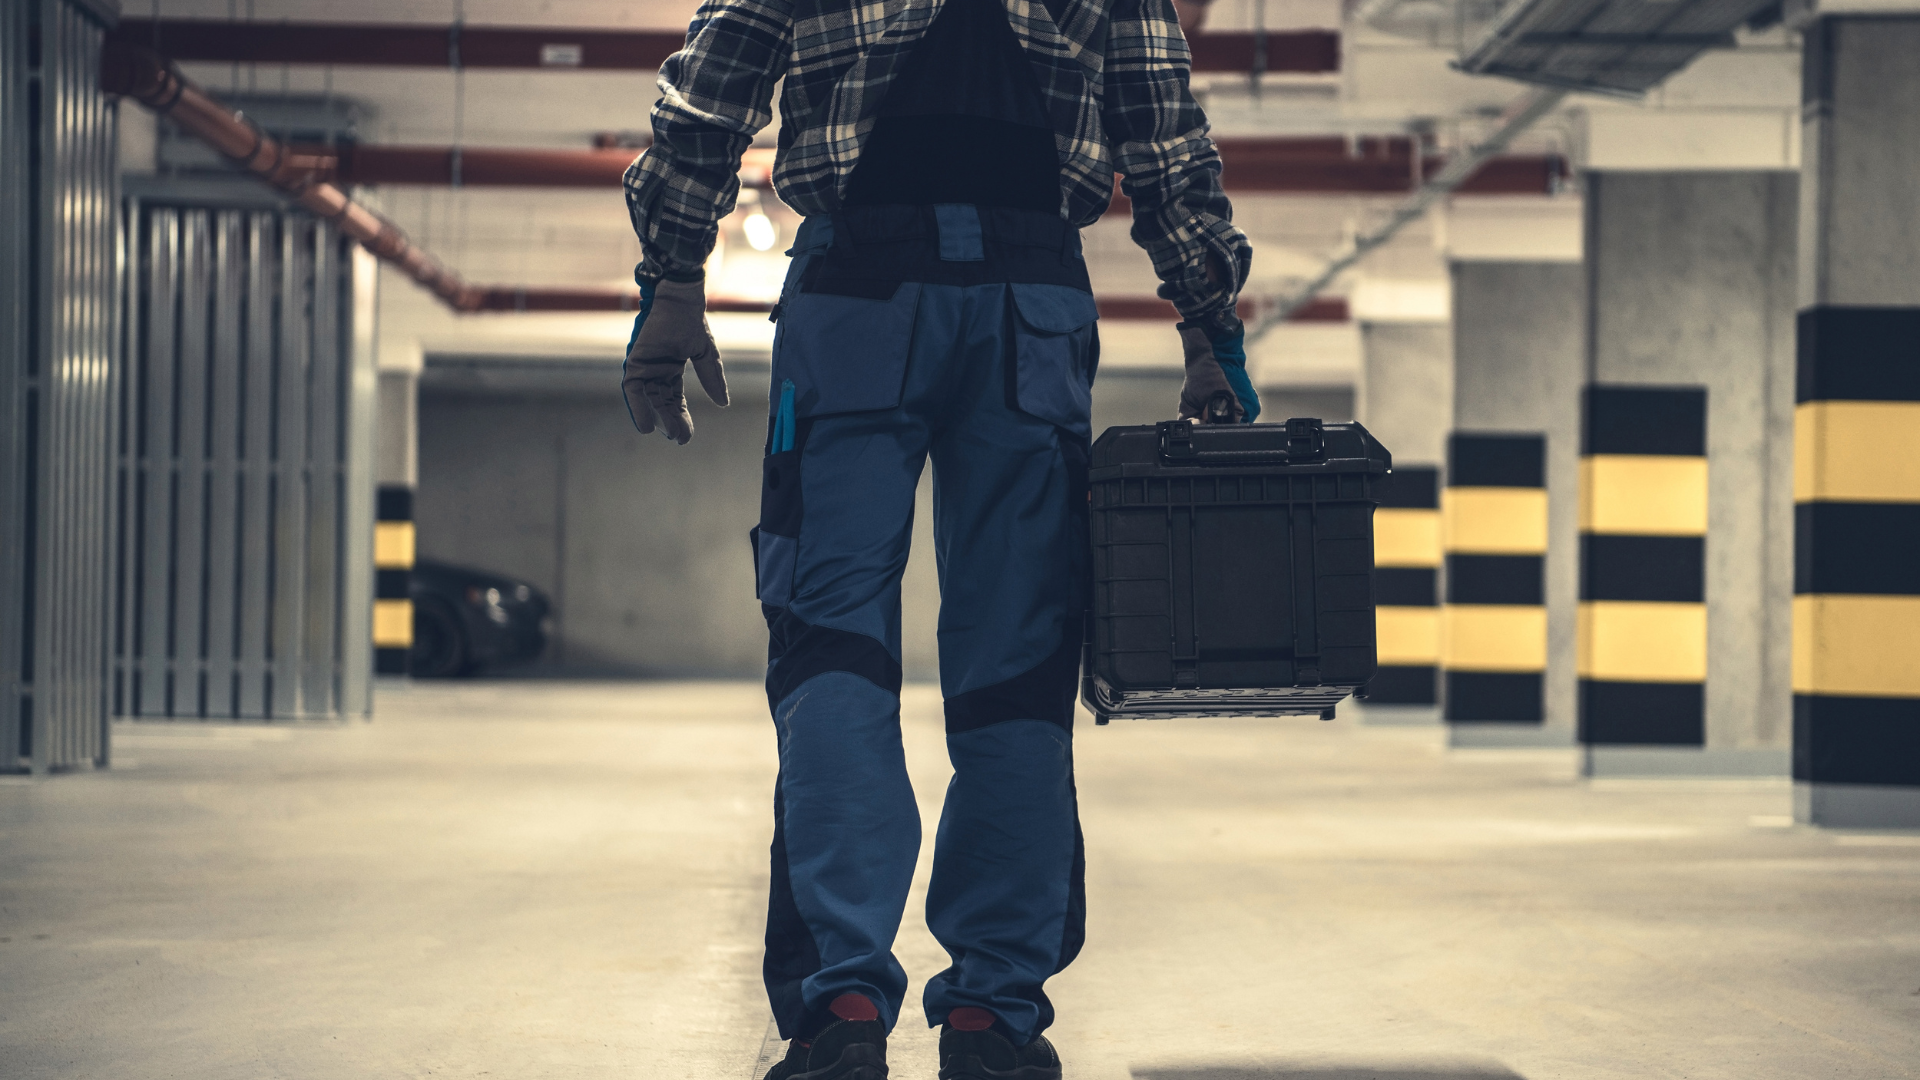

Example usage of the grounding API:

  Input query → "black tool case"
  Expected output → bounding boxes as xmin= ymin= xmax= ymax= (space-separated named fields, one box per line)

xmin=1082 ymin=418 xmax=1392 ymax=722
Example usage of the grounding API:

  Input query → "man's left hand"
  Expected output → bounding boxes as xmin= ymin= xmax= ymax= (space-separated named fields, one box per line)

xmin=622 ymin=275 xmax=729 ymax=445
xmin=1176 ymin=322 xmax=1261 ymax=424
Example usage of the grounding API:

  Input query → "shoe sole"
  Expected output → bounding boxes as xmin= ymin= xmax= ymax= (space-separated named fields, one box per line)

xmin=939 ymin=1053 xmax=1060 ymax=1080
xmin=792 ymin=1042 xmax=887 ymax=1080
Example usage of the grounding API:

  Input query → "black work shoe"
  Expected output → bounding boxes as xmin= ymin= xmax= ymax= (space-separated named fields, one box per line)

xmin=938 ymin=1025 xmax=1062 ymax=1080
xmin=764 ymin=1018 xmax=888 ymax=1080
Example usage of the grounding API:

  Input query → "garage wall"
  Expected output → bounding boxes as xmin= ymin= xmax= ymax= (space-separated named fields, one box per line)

xmin=417 ymin=364 xmax=1214 ymax=681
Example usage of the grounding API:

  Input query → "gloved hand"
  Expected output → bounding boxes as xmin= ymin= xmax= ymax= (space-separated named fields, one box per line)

xmin=1177 ymin=321 xmax=1261 ymax=424
xmin=622 ymin=274 xmax=728 ymax=444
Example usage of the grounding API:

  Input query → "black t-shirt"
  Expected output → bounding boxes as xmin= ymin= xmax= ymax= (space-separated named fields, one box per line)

xmin=841 ymin=0 xmax=1062 ymax=212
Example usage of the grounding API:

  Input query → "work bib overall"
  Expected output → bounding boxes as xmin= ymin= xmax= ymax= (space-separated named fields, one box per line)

xmin=753 ymin=201 xmax=1095 ymax=1045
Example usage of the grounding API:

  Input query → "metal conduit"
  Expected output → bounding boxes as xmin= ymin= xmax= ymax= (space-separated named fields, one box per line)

xmin=1253 ymin=86 xmax=1569 ymax=340
xmin=100 ymin=42 xmax=485 ymax=312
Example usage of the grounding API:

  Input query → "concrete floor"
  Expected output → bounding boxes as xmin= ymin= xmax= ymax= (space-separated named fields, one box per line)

xmin=2 ymin=684 xmax=1916 ymax=1080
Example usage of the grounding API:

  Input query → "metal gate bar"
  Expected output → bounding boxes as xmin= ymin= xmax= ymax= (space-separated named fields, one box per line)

xmin=2 ymin=0 xmax=119 ymax=773
xmin=115 ymin=192 xmax=373 ymax=721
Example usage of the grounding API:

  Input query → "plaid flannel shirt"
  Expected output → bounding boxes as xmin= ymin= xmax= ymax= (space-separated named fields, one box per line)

xmin=623 ymin=0 xmax=1252 ymax=330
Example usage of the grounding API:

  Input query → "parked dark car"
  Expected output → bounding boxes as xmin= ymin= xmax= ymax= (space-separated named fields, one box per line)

xmin=410 ymin=559 xmax=552 ymax=677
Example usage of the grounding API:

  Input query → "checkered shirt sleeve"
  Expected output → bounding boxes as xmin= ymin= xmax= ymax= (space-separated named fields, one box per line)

xmin=1100 ymin=0 xmax=1251 ymax=331
xmin=623 ymin=0 xmax=794 ymax=281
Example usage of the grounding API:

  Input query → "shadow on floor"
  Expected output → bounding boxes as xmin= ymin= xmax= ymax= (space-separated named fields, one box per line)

xmin=1133 ymin=1064 xmax=1527 ymax=1080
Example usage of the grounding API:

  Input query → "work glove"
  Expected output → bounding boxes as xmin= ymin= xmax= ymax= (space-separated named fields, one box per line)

xmin=622 ymin=274 xmax=728 ymax=444
xmin=1177 ymin=321 xmax=1261 ymax=424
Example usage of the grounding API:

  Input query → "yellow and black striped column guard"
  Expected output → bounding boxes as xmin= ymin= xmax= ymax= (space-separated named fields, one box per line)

xmin=373 ymin=485 xmax=415 ymax=675
xmin=1370 ymin=466 xmax=1441 ymax=704
xmin=1442 ymin=434 xmax=1548 ymax=722
xmin=1577 ymin=386 xmax=1707 ymax=745
xmin=1793 ymin=309 xmax=1920 ymax=789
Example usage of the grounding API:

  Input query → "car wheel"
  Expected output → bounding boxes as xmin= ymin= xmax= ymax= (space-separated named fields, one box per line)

xmin=410 ymin=600 xmax=468 ymax=678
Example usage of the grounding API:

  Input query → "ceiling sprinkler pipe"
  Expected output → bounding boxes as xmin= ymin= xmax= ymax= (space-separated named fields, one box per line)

xmin=100 ymin=40 xmax=484 ymax=313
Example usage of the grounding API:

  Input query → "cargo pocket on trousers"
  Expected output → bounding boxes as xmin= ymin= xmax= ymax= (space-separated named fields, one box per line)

xmin=773 ymin=282 xmax=923 ymax=418
xmin=1009 ymin=283 xmax=1098 ymax=439
xmin=755 ymin=388 xmax=806 ymax=609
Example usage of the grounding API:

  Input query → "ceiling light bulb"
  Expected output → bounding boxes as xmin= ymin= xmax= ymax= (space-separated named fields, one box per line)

xmin=743 ymin=211 xmax=777 ymax=252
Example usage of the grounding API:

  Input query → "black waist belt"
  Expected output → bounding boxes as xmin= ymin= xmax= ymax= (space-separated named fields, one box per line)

xmin=798 ymin=203 xmax=1092 ymax=299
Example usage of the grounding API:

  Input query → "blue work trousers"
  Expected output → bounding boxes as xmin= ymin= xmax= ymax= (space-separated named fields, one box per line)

xmin=753 ymin=205 xmax=1093 ymax=1045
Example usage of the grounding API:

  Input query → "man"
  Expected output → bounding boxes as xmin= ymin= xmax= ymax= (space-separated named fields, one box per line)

xmin=620 ymin=0 xmax=1255 ymax=1077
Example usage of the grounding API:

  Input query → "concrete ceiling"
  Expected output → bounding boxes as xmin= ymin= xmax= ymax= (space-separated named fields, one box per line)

xmin=120 ymin=0 xmax=1799 ymax=379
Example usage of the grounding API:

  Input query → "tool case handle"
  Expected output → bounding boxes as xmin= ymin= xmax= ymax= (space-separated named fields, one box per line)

xmin=1158 ymin=417 xmax=1326 ymax=465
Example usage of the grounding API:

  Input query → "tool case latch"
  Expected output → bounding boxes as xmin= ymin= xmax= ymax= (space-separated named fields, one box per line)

xmin=1161 ymin=418 xmax=1197 ymax=460
xmin=1284 ymin=417 xmax=1325 ymax=460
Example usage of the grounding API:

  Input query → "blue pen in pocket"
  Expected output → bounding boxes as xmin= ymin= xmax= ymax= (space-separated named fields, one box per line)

xmin=772 ymin=379 xmax=796 ymax=453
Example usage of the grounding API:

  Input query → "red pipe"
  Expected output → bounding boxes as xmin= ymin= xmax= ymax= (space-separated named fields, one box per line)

xmin=111 ymin=19 xmax=1338 ymax=75
xmin=113 ymin=20 xmax=688 ymax=71
xmin=305 ymin=143 xmax=779 ymax=189
xmin=1187 ymin=31 xmax=1338 ymax=74
xmin=319 ymin=145 xmax=639 ymax=187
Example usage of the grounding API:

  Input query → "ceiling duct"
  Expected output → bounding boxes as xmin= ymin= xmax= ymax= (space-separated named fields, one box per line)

xmin=1456 ymin=0 xmax=1784 ymax=97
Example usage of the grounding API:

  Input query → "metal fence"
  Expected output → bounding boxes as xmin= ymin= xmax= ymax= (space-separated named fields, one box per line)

xmin=1 ymin=0 xmax=122 ymax=773
xmin=114 ymin=187 xmax=377 ymax=721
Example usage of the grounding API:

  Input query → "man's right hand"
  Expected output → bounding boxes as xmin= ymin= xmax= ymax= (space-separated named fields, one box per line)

xmin=622 ymin=275 xmax=729 ymax=445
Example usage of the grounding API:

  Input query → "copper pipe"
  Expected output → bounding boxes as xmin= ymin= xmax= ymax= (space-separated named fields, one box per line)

xmin=101 ymin=41 xmax=484 ymax=312
xmin=312 ymin=144 xmax=640 ymax=188
xmin=300 ymin=144 xmax=778 ymax=190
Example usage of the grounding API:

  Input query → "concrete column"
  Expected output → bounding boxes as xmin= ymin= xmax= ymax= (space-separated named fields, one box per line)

xmin=1359 ymin=322 xmax=1452 ymax=468
xmin=376 ymin=370 xmax=419 ymax=491
xmin=1577 ymin=387 xmax=1709 ymax=751
xmin=1367 ymin=463 xmax=1441 ymax=718
xmin=1793 ymin=17 xmax=1920 ymax=826
xmin=1448 ymin=262 xmax=1585 ymax=747
xmin=373 ymin=370 xmax=418 ymax=678
xmin=1354 ymin=323 xmax=1451 ymax=722
xmin=1443 ymin=434 xmax=1548 ymax=728
xmin=1582 ymin=171 xmax=1797 ymax=776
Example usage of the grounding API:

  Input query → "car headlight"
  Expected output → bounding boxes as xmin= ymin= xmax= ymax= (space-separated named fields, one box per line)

xmin=467 ymin=585 xmax=513 ymax=625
